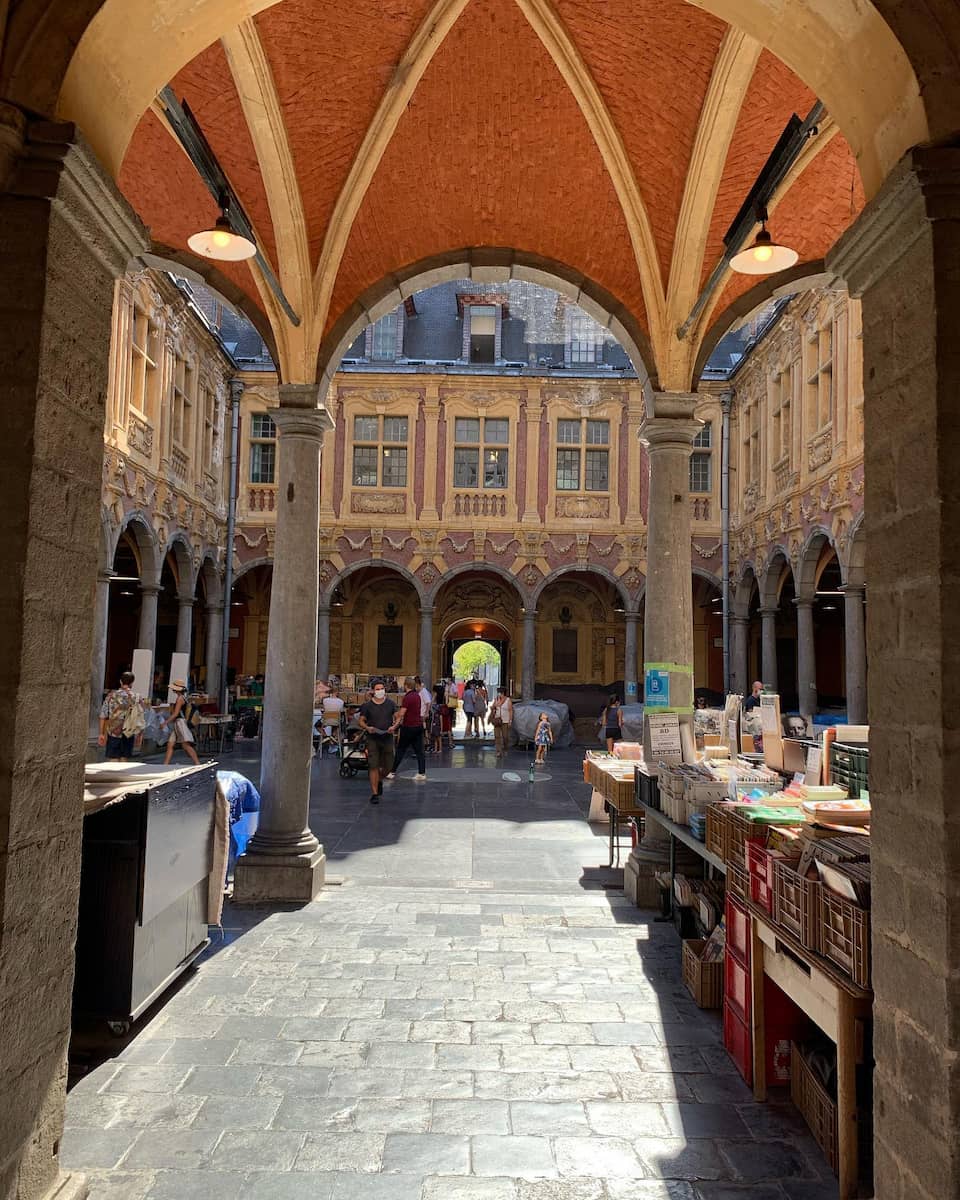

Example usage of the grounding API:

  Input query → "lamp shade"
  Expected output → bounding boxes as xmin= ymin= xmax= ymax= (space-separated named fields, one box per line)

xmin=730 ymin=227 xmax=798 ymax=276
xmin=188 ymin=215 xmax=256 ymax=262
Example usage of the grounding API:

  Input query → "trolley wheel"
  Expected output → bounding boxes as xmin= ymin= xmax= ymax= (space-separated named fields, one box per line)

xmin=338 ymin=761 xmax=351 ymax=778
xmin=348 ymin=764 xmax=360 ymax=777
xmin=107 ymin=1020 xmax=131 ymax=1038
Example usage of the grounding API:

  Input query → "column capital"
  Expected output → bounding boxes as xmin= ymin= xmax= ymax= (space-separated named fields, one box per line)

xmin=420 ymin=605 xmax=435 ymax=616
xmin=140 ymin=583 xmax=162 ymax=597
xmin=229 ymin=378 xmax=245 ymax=404
xmin=730 ymin=614 xmax=749 ymax=627
xmin=177 ymin=592 xmax=195 ymax=608
xmin=317 ymin=602 xmax=331 ymax=615
xmin=758 ymin=605 xmax=779 ymax=617
xmin=97 ymin=568 xmax=116 ymax=584
xmin=522 ymin=609 xmax=538 ymax=620
xmin=839 ymin=583 xmax=866 ymax=596
xmin=206 ymin=601 xmax=225 ymax=615
xmin=639 ymin=392 xmax=702 ymax=451
xmin=623 ymin=610 xmax=640 ymax=622
xmin=273 ymin=403 xmax=334 ymax=439
xmin=793 ymin=596 xmax=814 ymax=611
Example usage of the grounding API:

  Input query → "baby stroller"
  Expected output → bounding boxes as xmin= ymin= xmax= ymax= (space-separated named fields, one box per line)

xmin=338 ymin=728 xmax=369 ymax=777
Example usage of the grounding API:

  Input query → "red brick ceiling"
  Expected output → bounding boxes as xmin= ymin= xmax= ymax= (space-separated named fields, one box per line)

xmin=116 ymin=0 xmax=866 ymax=377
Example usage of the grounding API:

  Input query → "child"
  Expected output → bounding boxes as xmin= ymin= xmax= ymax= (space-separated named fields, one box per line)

xmin=534 ymin=712 xmax=553 ymax=765
xmin=429 ymin=699 xmax=443 ymax=755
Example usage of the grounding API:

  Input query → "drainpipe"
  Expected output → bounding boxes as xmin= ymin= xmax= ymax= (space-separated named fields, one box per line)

xmin=721 ymin=390 xmax=733 ymax=694
xmin=220 ymin=379 xmax=242 ymax=710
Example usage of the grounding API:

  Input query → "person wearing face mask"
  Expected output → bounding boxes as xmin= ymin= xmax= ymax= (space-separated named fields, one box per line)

xmin=358 ymin=682 xmax=401 ymax=804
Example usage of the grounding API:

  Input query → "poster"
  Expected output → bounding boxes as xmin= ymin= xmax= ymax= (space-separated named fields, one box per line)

xmin=647 ymin=713 xmax=682 ymax=764
xmin=644 ymin=668 xmax=670 ymax=709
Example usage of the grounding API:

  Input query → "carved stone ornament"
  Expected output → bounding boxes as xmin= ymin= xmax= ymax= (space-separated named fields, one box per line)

xmin=808 ymin=428 xmax=834 ymax=471
xmin=522 ymin=565 xmax=541 ymax=587
xmin=351 ymin=492 xmax=406 ymax=515
xmin=694 ymin=541 xmax=721 ymax=560
xmin=623 ymin=568 xmax=643 ymax=592
xmin=555 ymin=495 xmax=610 ymax=519
xmin=318 ymin=562 xmax=333 ymax=585
xmin=127 ymin=413 xmax=154 ymax=456
xmin=420 ymin=565 xmax=438 ymax=585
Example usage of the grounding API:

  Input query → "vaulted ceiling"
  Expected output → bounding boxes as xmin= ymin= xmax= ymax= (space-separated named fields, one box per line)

xmin=105 ymin=0 xmax=866 ymax=385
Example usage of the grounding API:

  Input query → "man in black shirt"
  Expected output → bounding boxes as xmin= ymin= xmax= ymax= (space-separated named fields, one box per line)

xmin=359 ymin=684 xmax=401 ymax=804
xmin=742 ymin=680 xmax=764 ymax=712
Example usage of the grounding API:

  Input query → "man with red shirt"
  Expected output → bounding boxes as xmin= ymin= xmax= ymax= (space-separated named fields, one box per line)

xmin=386 ymin=677 xmax=427 ymax=782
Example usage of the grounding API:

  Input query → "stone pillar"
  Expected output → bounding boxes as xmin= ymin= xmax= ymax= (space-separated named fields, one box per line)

xmin=421 ymin=390 xmax=441 ymax=522
xmin=176 ymin=593 xmax=194 ymax=658
xmin=826 ymin=144 xmax=960 ymax=1200
xmin=316 ymin=603 xmax=331 ymax=682
xmin=419 ymin=606 xmax=434 ymax=688
xmin=521 ymin=392 xmax=543 ymax=523
xmin=0 ymin=114 xmax=145 ymax=1200
xmin=89 ymin=569 xmax=113 ymax=739
xmin=794 ymin=598 xmax=816 ymax=718
xmin=234 ymin=390 xmax=332 ymax=903
xmin=521 ymin=610 xmax=537 ymax=700
xmin=730 ymin=615 xmax=749 ymax=695
xmin=625 ymin=394 xmax=700 ymax=908
xmin=759 ymin=605 xmax=778 ymax=691
xmin=623 ymin=612 xmax=639 ymax=700
xmin=841 ymin=584 xmax=867 ymax=724
xmin=205 ymin=604 xmax=224 ymax=700
xmin=138 ymin=583 xmax=160 ymax=660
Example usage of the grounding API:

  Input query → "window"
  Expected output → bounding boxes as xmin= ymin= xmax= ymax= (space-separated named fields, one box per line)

xmin=369 ymin=311 xmax=399 ymax=361
xmin=377 ymin=625 xmax=403 ymax=669
xmin=552 ymin=628 xmax=578 ymax=673
xmin=129 ymin=305 xmax=159 ymax=421
xmin=453 ymin=416 xmax=509 ymax=489
xmin=171 ymin=355 xmax=195 ymax=450
xmin=689 ymin=420 xmax=712 ymax=493
xmin=468 ymin=305 xmax=497 ymax=364
xmin=806 ymin=320 xmax=834 ymax=431
xmin=555 ymin=417 xmax=610 ymax=491
xmin=565 ymin=307 xmax=602 ymax=364
xmin=352 ymin=414 xmax=408 ymax=488
xmin=249 ymin=412 xmax=276 ymax=484
xmin=201 ymin=385 xmax=217 ymax=472
xmin=772 ymin=371 xmax=792 ymax=465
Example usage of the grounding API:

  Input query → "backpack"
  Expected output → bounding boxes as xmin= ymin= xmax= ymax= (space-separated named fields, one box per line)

xmin=122 ymin=698 xmax=146 ymax=736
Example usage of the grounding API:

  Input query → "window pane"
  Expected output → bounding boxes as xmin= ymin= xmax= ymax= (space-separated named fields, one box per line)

xmin=251 ymin=413 xmax=276 ymax=439
xmin=381 ymin=446 xmax=407 ymax=487
xmin=370 ymin=311 xmax=397 ymax=361
xmin=484 ymin=449 xmax=508 ymax=489
xmin=354 ymin=415 xmax=378 ymax=442
xmin=556 ymin=448 xmax=580 ymax=490
xmin=484 ymin=418 xmax=509 ymax=444
xmin=455 ymin=417 xmax=480 ymax=444
xmin=689 ymin=452 xmax=711 ymax=493
xmin=586 ymin=420 xmax=609 ymax=445
xmin=250 ymin=442 xmax=275 ymax=484
xmin=557 ymin=419 xmax=581 ymax=445
xmin=352 ymin=445 xmax=378 ymax=486
xmin=552 ymin=628 xmax=578 ymax=673
xmin=693 ymin=421 xmax=712 ymax=448
xmin=382 ymin=416 xmax=408 ymax=443
xmin=584 ymin=449 xmax=609 ymax=492
xmin=454 ymin=447 xmax=480 ymax=488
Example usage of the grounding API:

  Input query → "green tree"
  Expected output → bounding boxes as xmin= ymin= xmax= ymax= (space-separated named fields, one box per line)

xmin=452 ymin=641 xmax=501 ymax=681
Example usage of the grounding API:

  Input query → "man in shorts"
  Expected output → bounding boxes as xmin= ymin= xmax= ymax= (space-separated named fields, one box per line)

xmin=358 ymin=682 xmax=401 ymax=804
xmin=97 ymin=671 xmax=145 ymax=760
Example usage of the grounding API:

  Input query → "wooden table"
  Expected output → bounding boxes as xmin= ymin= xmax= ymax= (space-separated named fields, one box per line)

xmin=583 ymin=758 xmax=643 ymax=866
xmin=745 ymin=899 xmax=872 ymax=1198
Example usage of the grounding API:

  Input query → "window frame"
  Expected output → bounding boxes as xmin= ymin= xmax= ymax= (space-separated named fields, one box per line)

xmin=249 ymin=410 xmax=277 ymax=484
xmin=351 ymin=413 xmax=409 ymax=489
xmin=452 ymin=415 xmax=509 ymax=491
xmin=554 ymin=416 xmax=610 ymax=493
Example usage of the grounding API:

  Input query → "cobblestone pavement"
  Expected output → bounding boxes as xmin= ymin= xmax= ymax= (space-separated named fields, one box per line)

xmin=64 ymin=745 xmax=838 ymax=1198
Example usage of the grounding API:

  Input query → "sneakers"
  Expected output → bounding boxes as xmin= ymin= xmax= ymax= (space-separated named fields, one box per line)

xmin=386 ymin=772 xmax=396 ymax=780
xmin=413 ymin=773 xmax=427 ymax=782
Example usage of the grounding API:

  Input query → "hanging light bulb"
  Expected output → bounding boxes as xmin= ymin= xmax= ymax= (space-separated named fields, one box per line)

xmin=188 ymin=197 xmax=256 ymax=262
xmin=730 ymin=222 xmax=798 ymax=276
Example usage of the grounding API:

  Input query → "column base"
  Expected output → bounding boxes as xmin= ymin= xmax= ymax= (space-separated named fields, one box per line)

xmin=233 ymin=846 xmax=326 ymax=903
xmin=42 ymin=1173 xmax=89 ymax=1200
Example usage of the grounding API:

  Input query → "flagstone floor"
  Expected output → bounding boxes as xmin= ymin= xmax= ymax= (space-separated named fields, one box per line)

xmin=63 ymin=741 xmax=838 ymax=1199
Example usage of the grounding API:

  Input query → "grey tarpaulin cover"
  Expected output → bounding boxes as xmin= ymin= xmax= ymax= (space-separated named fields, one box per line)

xmin=511 ymin=700 xmax=574 ymax=748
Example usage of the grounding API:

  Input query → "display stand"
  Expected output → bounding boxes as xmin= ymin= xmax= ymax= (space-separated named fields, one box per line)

xmin=637 ymin=801 xmax=726 ymax=917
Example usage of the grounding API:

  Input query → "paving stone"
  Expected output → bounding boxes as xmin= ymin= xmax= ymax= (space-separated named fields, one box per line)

xmin=472 ymin=1134 xmax=558 ymax=1178
xmin=585 ymin=1101 xmax=672 ymax=1138
xmin=353 ymin=1098 xmax=433 ymax=1132
xmin=662 ymin=1103 xmax=752 ymax=1138
xmin=105 ymin=1093 xmax=205 ymax=1129
xmin=159 ymin=1038 xmax=239 ymax=1065
xmin=294 ymin=1131 xmax=386 ymax=1172
xmin=342 ymin=1018 xmax=411 ymax=1042
xmin=634 ymin=1139 xmax=732 ymax=1182
xmin=102 ymin=1066 xmax=191 ymax=1094
xmin=692 ymin=1186 xmax=785 ymax=1200
xmin=366 ymin=1042 xmax=436 ymax=1069
xmin=606 ymin=1183 xmax=698 ymax=1199
xmin=567 ymin=1046 xmax=640 ymax=1073
xmin=402 ymin=1068 xmax=475 ymax=1098
xmin=516 ymin=1182 xmax=606 ymax=1200
xmin=381 ymin=1132 xmax=471 ymax=1174
xmin=59 ymin=1128 xmax=139 ymax=1170
xmin=118 ymin=1039 xmax=176 ymax=1065
xmin=257 ymin=1066 xmax=333 ymax=1097
xmin=330 ymin=1175 xmax=424 ymax=1199
xmin=327 ymin=1068 xmax=406 ymax=1098
xmin=180 ymin=1065 xmax=264 ymax=1097
xmin=410 ymin=1019 xmax=472 ymax=1043
xmin=63 ymin=1093 xmax=128 ymax=1127
xmin=299 ymin=1041 xmax=370 ymax=1068
xmin=554 ymin=1134 xmax=643 ymax=1177
xmin=509 ymin=1102 xmax=590 ymax=1135
xmin=500 ymin=1046 xmax=572 ymax=1072
xmin=84 ymin=1170 xmax=156 ymax=1199
xmin=192 ymin=1094 xmax=281 ymax=1130
xmin=423 ymin=1179 xmax=517 ymax=1199
xmin=229 ymin=1039 xmax=304 ymax=1066
xmin=533 ymin=1022 xmax=596 ymax=1045
xmin=471 ymin=1022 xmax=536 ymax=1045
xmin=719 ymin=1139 xmax=816 ymax=1181
xmin=280 ymin=1017 xmax=352 ymax=1041
xmin=122 ymin=1131 xmax=220 ymax=1170
xmin=239 ymin=1172 xmax=336 ymax=1199
xmin=271 ymin=1097 xmax=358 ymax=1131
xmin=431 ymin=1099 xmax=511 ymax=1134
xmin=591 ymin=1022 xmax=660 ymax=1046
xmin=144 ymin=1170 xmax=250 ymax=1199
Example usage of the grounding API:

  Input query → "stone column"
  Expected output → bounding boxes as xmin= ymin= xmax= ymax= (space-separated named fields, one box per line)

xmin=421 ymin=390 xmax=441 ymax=522
xmin=138 ymin=583 xmax=161 ymax=660
xmin=623 ymin=611 xmax=639 ymax=700
xmin=419 ymin=606 xmax=434 ymax=688
xmin=521 ymin=392 xmax=543 ymax=523
xmin=794 ymin=597 xmax=816 ymax=718
xmin=176 ymin=593 xmax=194 ymax=658
xmin=0 ymin=113 xmax=146 ymax=1200
xmin=841 ymin=584 xmax=867 ymax=724
xmin=521 ymin=610 xmax=537 ymax=700
xmin=89 ymin=569 xmax=113 ymax=739
xmin=759 ymin=605 xmax=778 ymax=690
xmin=625 ymin=393 xmax=700 ymax=908
xmin=205 ymin=604 xmax=223 ymax=700
xmin=825 ymin=144 xmax=960 ymax=1200
xmin=234 ymin=390 xmax=332 ymax=903
xmin=730 ymin=615 xmax=749 ymax=695
xmin=316 ymin=603 xmax=331 ymax=682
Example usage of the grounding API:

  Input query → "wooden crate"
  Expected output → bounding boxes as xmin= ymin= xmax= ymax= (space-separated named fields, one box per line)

xmin=726 ymin=859 xmax=749 ymax=903
xmin=791 ymin=1043 xmax=839 ymax=1174
xmin=681 ymin=939 xmax=723 ymax=1009
xmin=774 ymin=860 xmax=822 ymax=952
xmin=705 ymin=803 xmax=729 ymax=861
xmin=819 ymin=890 xmax=871 ymax=988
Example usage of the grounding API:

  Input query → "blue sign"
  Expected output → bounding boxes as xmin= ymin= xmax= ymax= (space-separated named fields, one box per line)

xmin=625 ymin=680 xmax=638 ymax=699
xmin=644 ymin=669 xmax=670 ymax=709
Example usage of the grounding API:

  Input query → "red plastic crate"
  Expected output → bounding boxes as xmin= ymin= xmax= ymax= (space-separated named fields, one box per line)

xmin=723 ymin=1001 xmax=752 ymax=1085
xmin=724 ymin=950 xmax=751 ymax=1023
xmin=750 ymin=874 xmax=774 ymax=914
xmin=725 ymin=895 xmax=750 ymax=967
